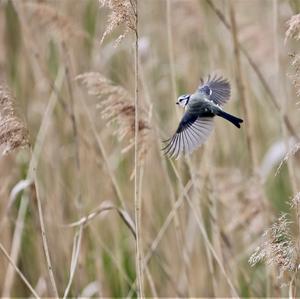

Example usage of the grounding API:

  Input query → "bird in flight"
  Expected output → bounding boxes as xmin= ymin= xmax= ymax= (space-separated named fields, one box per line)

xmin=163 ymin=75 xmax=243 ymax=159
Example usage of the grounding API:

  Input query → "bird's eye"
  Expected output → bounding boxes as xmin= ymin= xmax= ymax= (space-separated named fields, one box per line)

xmin=179 ymin=99 xmax=183 ymax=102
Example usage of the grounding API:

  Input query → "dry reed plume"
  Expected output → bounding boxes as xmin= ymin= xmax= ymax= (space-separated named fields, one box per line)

xmin=286 ymin=14 xmax=300 ymax=42
xmin=99 ymin=0 xmax=136 ymax=45
xmin=76 ymin=72 xmax=150 ymax=171
xmin=285 ymin=13 xmax=300 ymax=167
xmin=0 ymin=83 xmax=29 ymax=155
xmin=249 ymin=214 xmax=297 ymax=279
xmin=287 ymin=14 xmax=300 ymax=99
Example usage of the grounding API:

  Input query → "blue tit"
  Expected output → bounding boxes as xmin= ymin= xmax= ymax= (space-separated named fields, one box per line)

xmin=163 ymin=75 xmax=243 ymax=159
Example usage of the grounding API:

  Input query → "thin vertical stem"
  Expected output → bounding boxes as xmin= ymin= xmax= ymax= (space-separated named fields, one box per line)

xmin=229 ymin=1 xmax=258 ymax=172
xmin=61 ymin=41 xmax=83 ymax=219
xmin=165 ymin=0 xmax=189 ymax=290
xmin=0 ymin=242 xmax=41 ymax=299
xmin=33 ymin=180 xmax=59 ymax=298
xmin=133 ymin=0 xmax=144 ymax=297
xmin=229 ymin=5 xmax=273 ymax=297
xmin=166 ymin=0 xmax=178 ymax=108
xmin=62 ymin=225 xmax=84 ymax=299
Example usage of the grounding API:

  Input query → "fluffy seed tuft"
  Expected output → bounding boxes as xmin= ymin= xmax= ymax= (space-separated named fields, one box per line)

xmin=76 ymin=72 xmax=150 ymax=172
xmin=285 ymin=14 xmax=300 ymax=43
xmin=249 ymin=214 xmax=297 ymax=278
xmin=0 ymin=83 xmax=29 ymax=156
xmin=99 ymin=0 xmax=136 ymax=46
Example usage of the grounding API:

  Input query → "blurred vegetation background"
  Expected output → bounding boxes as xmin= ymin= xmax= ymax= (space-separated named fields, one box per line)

xmin=0 ymin=0 xmax=300 ymax=297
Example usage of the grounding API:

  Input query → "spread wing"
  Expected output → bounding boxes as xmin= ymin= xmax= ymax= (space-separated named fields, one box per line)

xmin=163 ymin=112 xmax=214 ymax=159
xmin=198 ymin=75 xmax=231 ymax=106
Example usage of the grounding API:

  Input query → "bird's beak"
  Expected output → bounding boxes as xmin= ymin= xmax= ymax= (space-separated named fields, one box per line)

xmin=176 ymin=102 xmax=179 ymax=105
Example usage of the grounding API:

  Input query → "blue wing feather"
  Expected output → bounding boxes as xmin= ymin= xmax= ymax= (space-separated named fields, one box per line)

xmin=198 ymin=75 xmax=231 ymax=105
xmin=176 ymin=113 xmax=198 ymax=133
xmin=163 ymin=111 xmax=214 ymax=159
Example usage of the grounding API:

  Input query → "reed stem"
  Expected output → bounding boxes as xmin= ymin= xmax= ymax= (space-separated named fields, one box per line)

xmin=133 ymin=1 xmax=144 ymax=297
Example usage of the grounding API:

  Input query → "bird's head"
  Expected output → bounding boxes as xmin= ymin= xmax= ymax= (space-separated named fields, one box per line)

xmin=176 ymin=94 xmax=190 ymax=108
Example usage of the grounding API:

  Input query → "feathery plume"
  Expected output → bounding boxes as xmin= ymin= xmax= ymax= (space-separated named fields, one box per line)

xmin=287 ymin=53 xmax=300 ymax=97
xmin=76 ymin=72 xmax=150 ymax=170
xmin=285 ymin=14 xmax=300 ymax=43
xmin=99 ymin=0 xmax=136 ymax=46
xmin=286 ymin=15 xmax=300 ymax=97
xmin=0 ymin=83 xmax=29 ymax=156
xmin=291 ymin=192 xmax=300 ymax=208
xmin=249 ymin=214 xmax=297 ymax=278
xmin=275 ymin=141 xmax=300 ymax=176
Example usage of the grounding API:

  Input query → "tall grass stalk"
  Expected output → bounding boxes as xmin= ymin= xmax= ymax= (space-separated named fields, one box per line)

xmin=62 ymin=224 xmax=83 ymax=299
xmin=135 ymin=61 xmax=158 ymax=298
xmin=0 ymin=242 xmax=40 ymax=299
xmin=61 ymin=41 xmax=82 ymax=215
xmin=207 ymin=167 xmax=225 ymax=295
xmin=165 ymin=0 xmax=189 ymax=291
xmin=133 ymin=1 xmax=144 ymax=297
xmin=229 ymin=2 xmax=257 ymax=172
xmin=166 ymin=0 xmax=178 ymax=118
xmin=229 ymin=3 xmax=276 ymax=296
xmin=33 ymin=179 xmax=59 ymax=298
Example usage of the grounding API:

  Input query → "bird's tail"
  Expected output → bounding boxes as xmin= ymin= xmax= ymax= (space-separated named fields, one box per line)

xmin=216 ymin=110 xmax=243 ymax=128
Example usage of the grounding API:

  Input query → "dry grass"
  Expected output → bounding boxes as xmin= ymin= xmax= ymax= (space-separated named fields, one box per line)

xmin=76 ymin=72 xmax=150 ymax=171
xmin=249 ymin=214 xmax=297 ymax=278
xmin=99 ymin=0 xmax=136 ymax=45
xmin=0 ymin=83 xmax=29 ymax=155
xmin=286 ymin=13 xmax=300 ymax=42
xmin=1 ymin=0 xmax=300 ymax=298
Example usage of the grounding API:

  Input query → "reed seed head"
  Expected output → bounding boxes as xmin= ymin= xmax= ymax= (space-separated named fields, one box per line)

xmin=286 ymin=14 xmax=300 ymax=43
xmin=0 ymin=83 xmax=29 ymax=156
xmin=249 ymin=214 xmax=297 ymax=279
xmin=76 ymin=72 xmax=150 ymax=172
xmin=99 ymin=0 xmax=136 ymax=46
